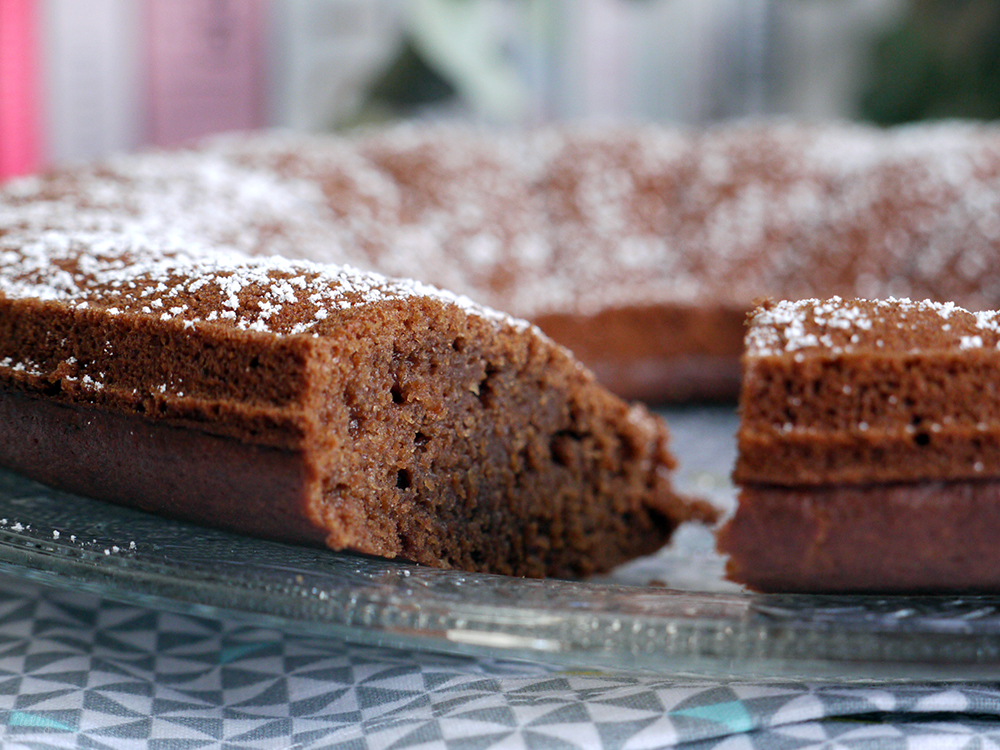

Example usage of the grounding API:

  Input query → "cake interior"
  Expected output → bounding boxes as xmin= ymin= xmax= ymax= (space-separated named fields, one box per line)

xmin=299 ymin=297 xmax=713 ymax=577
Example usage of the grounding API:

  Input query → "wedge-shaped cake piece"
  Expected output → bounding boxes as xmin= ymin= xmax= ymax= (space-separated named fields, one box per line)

xmin=0 ymin=239 xmax=715 ymax=577
xmin=718 ymin=297 xmax=1000 ymax=592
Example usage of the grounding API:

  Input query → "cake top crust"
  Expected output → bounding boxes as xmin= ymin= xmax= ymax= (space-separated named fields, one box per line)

xmin=746 ymin=296 xmax=1000 ymax=358
xmin=6 ymin=120 xmax=1000 ymax=319
xmin=0 ymin=236 xmax=520 ymax=339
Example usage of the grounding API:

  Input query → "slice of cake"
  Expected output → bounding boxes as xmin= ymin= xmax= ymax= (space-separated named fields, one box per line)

xmin=0 ymin=234 xmax=716 ymax=578
xmin=718 ymin=297 xmax=1000 ymax=592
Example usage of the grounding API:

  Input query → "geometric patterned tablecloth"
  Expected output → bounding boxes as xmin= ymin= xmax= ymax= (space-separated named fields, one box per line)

xmin=1 ymin=574 xmax=1000 ymax=749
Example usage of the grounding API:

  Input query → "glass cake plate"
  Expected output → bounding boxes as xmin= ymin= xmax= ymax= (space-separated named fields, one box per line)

xmin=1 ymin=406 xmax=999 ymax=682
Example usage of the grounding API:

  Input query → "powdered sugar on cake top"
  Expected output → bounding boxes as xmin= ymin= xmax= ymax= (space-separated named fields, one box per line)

xmin=747 ymin=296 xmax=1000 ymax=357
xmin=0 ymin=233 xmax=527 ymax=340
xmin=6 ymin=121 xmax=1000 ymax=322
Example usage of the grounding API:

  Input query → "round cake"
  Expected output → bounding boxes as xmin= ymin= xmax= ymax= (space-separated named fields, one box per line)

xmin=5 ymin=119 xmax=1000 ymax=585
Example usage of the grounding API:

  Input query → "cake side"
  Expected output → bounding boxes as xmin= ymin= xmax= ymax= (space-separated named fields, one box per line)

xmin=734 ymin=297 xmax=1000 ymax=485
xmin=0 ymin=389 xmax=330 ymax=547
xmin=0 ymin=233 xmax=462 ymax=448
xmin=717 ymin=480 xmax=1000 ymax=592
xmin=0 ymin=296 xmax=321 ymax=448
xmin=533 ymin=302 xmax=746 ymax=403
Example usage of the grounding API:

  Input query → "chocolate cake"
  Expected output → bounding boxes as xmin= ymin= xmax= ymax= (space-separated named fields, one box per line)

xmin=9 ymin=120 xmax=1000 ymax=401
xmin=0 ymin=226 xmax=718 ymax=577
xmin=718 ymin=297 xmax=1000 ymax=591
xmin=6 ymin=119 xmax=1000 ymax=582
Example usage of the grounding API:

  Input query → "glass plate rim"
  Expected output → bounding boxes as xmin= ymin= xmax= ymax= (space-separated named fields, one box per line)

xmin=2 ymin=474 xmax=1000 ymax=683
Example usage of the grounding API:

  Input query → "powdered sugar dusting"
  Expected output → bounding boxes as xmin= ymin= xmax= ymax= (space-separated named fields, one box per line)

xmin=748 ymin=296 xmax=1000 ymax=357
xmin=0 ymin=190 xmax=533 ymax=347
xmin=6 ymin=121 xmax=1000 ymax=323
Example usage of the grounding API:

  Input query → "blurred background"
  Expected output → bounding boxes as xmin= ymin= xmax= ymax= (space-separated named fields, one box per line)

xmin=2 ymin=0 xmax=1000 ymax=180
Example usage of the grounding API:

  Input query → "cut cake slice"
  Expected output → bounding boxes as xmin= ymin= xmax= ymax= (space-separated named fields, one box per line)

xmin=0 ymin=240 xmax=715 ymax=578
xmin=718 ymin=297 xmax=1000 ymax=592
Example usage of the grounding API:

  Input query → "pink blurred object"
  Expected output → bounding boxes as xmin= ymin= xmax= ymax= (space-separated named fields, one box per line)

xmin=0 ymin=0 xmax=42 ymax=179
xmin=146 ymin=0 xmax=265 ymax=147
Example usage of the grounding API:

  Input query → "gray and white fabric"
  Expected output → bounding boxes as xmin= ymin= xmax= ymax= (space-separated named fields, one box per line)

xmin=0 ymin=574 xmax=998 ymax=749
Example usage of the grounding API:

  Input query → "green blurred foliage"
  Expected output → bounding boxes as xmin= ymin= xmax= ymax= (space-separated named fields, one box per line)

xmin=367 ymin=37 xmax=458 ymax=110
xmin=860 ymin=0 xmax=1000 ymax=124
